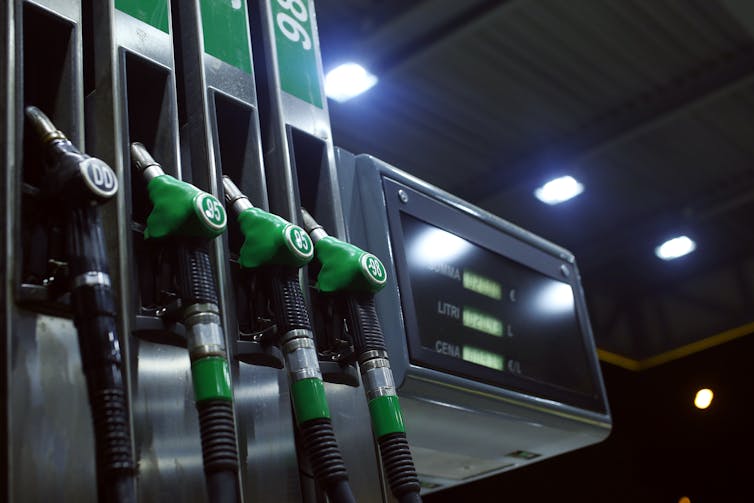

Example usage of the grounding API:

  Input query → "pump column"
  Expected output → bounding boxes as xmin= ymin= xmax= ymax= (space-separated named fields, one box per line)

xmin=248 ymin=1 xmax=384 ymax=501
xmin=170 ymin=1 xmax=301 ymax=501
xmin=87 ymin=2 xmax=209 ymax=500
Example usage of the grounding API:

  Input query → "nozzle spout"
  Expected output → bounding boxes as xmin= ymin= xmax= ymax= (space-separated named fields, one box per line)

xmin=222 ymin=176 xmax=253 ymax=215
xmin=130 ymin=142 xmax=164 ymax=181
xmin=24 ymin=106 xmax=67 ymax=144
xmin=300 ymin=208 xmax=328 ymax=243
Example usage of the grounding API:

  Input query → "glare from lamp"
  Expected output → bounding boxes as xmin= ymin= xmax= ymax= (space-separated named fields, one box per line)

xmin=325 ymin=63 xmax=378 ymax=102
xmin=655 ymin=236 xmax=696 ymax=260
xmin=694 ymin=388 xmax=713 ymax=410
xmin=534 ymin=176 xmax=584 ymax=205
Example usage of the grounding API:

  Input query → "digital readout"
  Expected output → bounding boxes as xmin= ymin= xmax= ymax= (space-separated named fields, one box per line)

xmin=462 ymin=345 xmax=504 ymax=371
xmin=462 ymin=307 xmax=503 ymax=336
xmin=462 ymin=270 xmax=502 ymax=300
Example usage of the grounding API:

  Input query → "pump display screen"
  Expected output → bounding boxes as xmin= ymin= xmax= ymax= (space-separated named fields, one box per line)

xmin=398 ymin=212 xmax=600 ymax=409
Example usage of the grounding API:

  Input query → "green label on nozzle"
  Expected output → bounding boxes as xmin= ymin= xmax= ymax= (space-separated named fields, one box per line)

xmin=145 ymin=175 xmax=226 ymax=239
xmin=192 ymin=357 xmax=233 ymax=402
xmin=368 ymin=395 xmax=406 ymax=437
xmin=116 ymin=0 xmax=169 ymax=33
xmin=291 ymin=378 xmax=330 ymax=424
xmin=314 ymin=237 xmax=387 ymax=293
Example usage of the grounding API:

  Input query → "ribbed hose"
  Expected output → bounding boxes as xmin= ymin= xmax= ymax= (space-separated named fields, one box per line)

xmin=267 ymin=268 xmax=355 ymax=503
xmin=196 ymin=400 xmax=240 ymax=473
xmin=346 ymin=294 xmax=422 ymax=502
xmin=345 ymin=294 xmax=387 ymax=354
xmin=299 ymin=419 xmax=355 ymax=503
xmin=177 ymin=244 xmax=239 ymax=502
xmin=268 ymin=268 xmax=311 ymax=333
xmin=378 ymin=433 xmax=421 ymax=501
xmin=68 ymin=207 xmax=136 ymax=503
xmin=177 ymin=241 xmax=219 ymax=305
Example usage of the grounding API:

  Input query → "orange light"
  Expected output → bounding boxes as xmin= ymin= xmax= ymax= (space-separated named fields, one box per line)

xmin=694 ymin=389 xmax=713 ymax=409
xmin=679 ymin=497 xmax=691 ymax=503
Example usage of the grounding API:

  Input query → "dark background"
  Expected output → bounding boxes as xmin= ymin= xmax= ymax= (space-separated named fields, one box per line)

xmin=312 ymin=3 xmax=754 ymax=500
xmin=425 ymin=334 xmax=754 ymax=503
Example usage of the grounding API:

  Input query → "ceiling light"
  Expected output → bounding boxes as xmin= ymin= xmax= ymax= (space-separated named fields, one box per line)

xmin=655 ymin=236 xmax=696 ymax=260
xmin=325 ymin=63 xmax=378 ymax=103
xmin=534 ymin=176 xmax=584 ymax=205
xmin=694 ymin=388 xmax=713 ymax=409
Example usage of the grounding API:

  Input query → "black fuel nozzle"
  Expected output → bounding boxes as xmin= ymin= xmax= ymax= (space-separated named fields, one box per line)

xmin=25 ymin=106 xmax=118 ymax=205
xmin=24 ymin=106 xmax=136 ymax=503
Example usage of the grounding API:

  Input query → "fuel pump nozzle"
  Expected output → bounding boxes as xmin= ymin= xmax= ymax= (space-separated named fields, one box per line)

xmin=300 ymin=208 xmax=423 ymax=503
xmin=222 ymin=176 xmax=357 ymax=503
xmin=131 ymin=144 xmax=240 ymax=503
xmin=25 ymin=107 xmax=135 ymax=503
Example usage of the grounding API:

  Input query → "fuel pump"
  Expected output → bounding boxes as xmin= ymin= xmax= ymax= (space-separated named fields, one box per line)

xmin=129 ymin=143 xmax=240 ymax=503
xmin=24 ymin=107 xmax=136 ymax=503
xmin=300 ymin=209 xmax=422 ymax=503
xmin=222 ymin=175 xmax=357 ymax=503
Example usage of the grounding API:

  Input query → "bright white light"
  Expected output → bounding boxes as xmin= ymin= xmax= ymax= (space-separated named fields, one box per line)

xmin=534 ymin=176 xmax=584 ymax=205
xmin=325 ymin=63 xmax=378 ymax=102
xmin=694 ymin=388 xmax=713 ymax=409
xmin=655 ymin=236 xmax=696 ymax=260
xmin=410 ymin=227 xmax=470 ymax=265
xmin=535 ymin=281 xmax=575 ymax=315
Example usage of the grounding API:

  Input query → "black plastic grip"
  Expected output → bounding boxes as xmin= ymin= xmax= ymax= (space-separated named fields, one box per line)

xmin=377 ymin=432 xmax=422 ymax=502
xmin=345 ymin=294 xmax=387 ymax=355
xmin=176 ymin=241 xmax=219 ymax=306
xmin=299 ymin=418 xmax=355 ymax=503
xmin=268 ymin=267 xmax=312 ymax=336
xmin=196 ymin=399 xmax=240 ymax=503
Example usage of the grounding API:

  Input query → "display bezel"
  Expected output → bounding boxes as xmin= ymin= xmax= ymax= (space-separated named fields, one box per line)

xmin=382 ymin=177 xmax=607 ymax=413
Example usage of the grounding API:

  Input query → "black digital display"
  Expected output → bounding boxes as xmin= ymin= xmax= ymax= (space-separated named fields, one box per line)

xmin=399 ymin=212 xmax=599 ymax=406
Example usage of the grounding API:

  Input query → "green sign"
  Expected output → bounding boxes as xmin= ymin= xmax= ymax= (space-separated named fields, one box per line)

xmin=115 ymin=0 xmax=169 ymax=33
xmin=270 ymin=0 xmax=323 ymax=108
xmin=200 ymin=0 xmax=252 ymax=73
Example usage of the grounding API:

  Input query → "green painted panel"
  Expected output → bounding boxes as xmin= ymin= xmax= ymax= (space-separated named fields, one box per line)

xmin=270 ymin=0 xmax=323 ymax=108
xmin=115 ymin=0 xmax=170 ymax=33
xmin=200 ymin=0 xmax=252 ymax=74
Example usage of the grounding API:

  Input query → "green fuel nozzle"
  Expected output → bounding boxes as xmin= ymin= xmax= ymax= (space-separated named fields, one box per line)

xmin=222 ymin=176 xmax=356 ymax=503
xmin=131 ymin=144 xmax=239 ymax=503
xmin=25 ymin=106 xmax=118 ymax=205
xmin=222 ymin=176 xmax=313 ymax=268
xmin=131 ymin=143 xmax=226 ymax=240
xmin=300 ymin=209 xmax=422 ymax=503
xmin=299 ymin=208 xmax=387 ymax=294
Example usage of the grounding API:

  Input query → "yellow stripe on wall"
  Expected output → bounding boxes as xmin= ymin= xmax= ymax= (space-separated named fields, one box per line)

xmin=597 ymin=320 xmax=754 ymax=371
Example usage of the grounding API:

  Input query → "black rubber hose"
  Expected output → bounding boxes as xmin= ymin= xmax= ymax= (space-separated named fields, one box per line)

xmin=176 ymin=241 xmax=219 ymax=305
xmin=266 ymin=268 xmax=356 ymax=503
xmin=346 ymin=294 xmax=422 ymax=502
xmin=197 ymin=399 xmax=241 ymax=503
xmin=344 ymin=294 xmax=387 ymax=355
xmin=176 ymin=243 xmax=240 ymax=503
xmin=299 ymin=418 xmax=355 ymax=503
xmin=378 ymin=433 xmax=421 ymax=502
xmin=267 ymin=267 xmax=311 ymax=334
xmin=67 ymin=206 xmax=136 ymax=503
